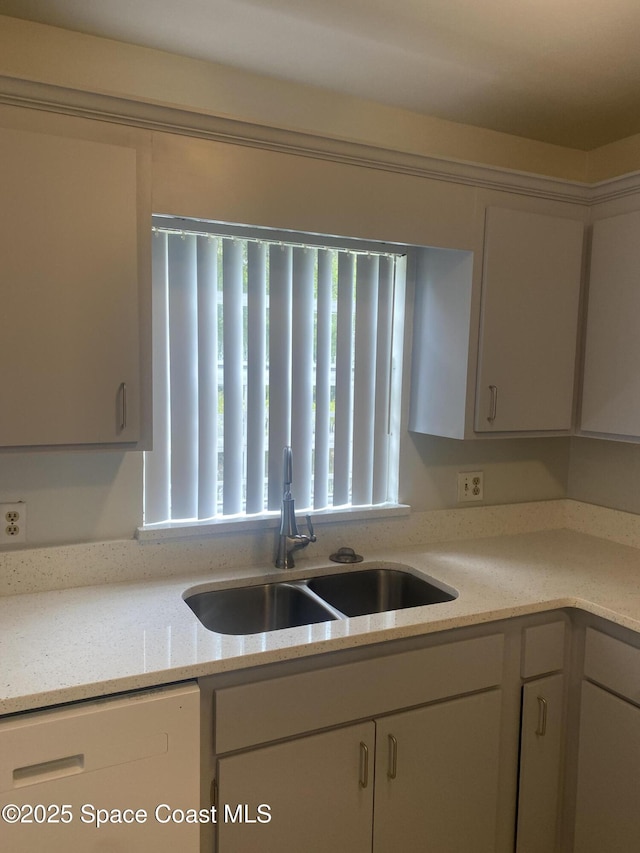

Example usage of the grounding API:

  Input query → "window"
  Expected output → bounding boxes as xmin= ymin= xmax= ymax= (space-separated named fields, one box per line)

xmin=143 ymin=217 xmax=406 ymax=528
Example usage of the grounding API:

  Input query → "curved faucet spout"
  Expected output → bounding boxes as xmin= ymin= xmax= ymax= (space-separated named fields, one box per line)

xmin=275 ymin=447 xmax=317 ymax=569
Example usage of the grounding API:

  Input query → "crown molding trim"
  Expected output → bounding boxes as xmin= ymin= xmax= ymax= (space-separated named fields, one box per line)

xmin=0 ymin=75 xmax=637 ymax=206
xmin=589 ymin=171 xmax=640 ymax=204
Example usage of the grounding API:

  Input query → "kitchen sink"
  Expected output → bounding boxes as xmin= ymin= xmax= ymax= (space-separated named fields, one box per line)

xmin=185 ymin=581 xmax=338 ymax=635
xmin=185 ymin=563 xmax=457 ymax=635
xmin=307 ymin=567 xmax=456 ymax=616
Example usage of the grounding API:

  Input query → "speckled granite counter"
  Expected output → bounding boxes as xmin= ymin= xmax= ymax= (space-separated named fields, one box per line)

xmin=2 ymin=526 xmax=640 ymax=716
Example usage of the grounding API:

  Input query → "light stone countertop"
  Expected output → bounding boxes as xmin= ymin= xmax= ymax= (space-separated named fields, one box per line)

xmin=2 ymin=526 xmax=640 ymax=716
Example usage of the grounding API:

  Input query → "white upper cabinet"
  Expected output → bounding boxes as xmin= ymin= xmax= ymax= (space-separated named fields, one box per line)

xmin=580 ymin=210 xmax=640 ymax=439
xmin=409 ymin=206 xmax=584 ymax=438
xmin=0 ymin=113 xmax=150 ymax=449
xmin=474 ymin=207 xmax=584 ymax=433
xmin=408 ymin=247 xmax=474 ymax=439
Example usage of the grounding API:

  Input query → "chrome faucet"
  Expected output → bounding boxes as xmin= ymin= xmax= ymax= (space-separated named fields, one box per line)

xmin=276 ymin=446 xmax=316 ymax=569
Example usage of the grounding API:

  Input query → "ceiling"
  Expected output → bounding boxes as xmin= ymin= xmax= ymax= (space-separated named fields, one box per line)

xmin=1 ymin=0 xmax=639 ymax=149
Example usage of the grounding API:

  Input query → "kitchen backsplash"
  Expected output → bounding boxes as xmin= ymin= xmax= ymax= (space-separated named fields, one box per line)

xmin=3 ymin=499 xmax=638 ymax=597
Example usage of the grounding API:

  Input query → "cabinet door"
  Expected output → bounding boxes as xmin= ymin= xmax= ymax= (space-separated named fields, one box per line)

xmin=475 ymin=207 xmax=583 ymax=433
xmin=0 ymin=124 xmax=142 ymax=447
xmin=516 ymin=674 xmax=565 ymax=853
xmin=573 ymin=681 xmax=640 ymax=852
xmin=373 ymin=689 xmax=503 ymax=853
xmin=580 ymin=210 xmax=640 ymax=438
xmin=216 ymin=721 xmax=375 ymax=853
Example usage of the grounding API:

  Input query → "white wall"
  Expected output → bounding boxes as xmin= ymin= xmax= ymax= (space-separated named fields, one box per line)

xmin=0 ymin=452 xmax=142 ymax=545
xmin=0 ymin=15 xmax=589 ymax=181
xmin=0 ymin=119 xmax=574 ymax=547
xmin=4 ymin=12 xmax=640 ymax=181
xmin=0 ymin=15 xmax=624 ymax=549
xmin=568 ymin=438 xmax=640 ymax=515
xmin=404 ymin=436 xmax=569 ymax=512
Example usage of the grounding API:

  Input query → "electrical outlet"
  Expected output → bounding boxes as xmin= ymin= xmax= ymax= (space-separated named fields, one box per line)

xmin=1 ymin=502 xmax=27 ymax=544
xmin=457 ymin=472 xmax=483 ymax=503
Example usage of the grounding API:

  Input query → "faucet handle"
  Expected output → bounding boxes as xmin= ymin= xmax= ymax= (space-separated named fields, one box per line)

xmin=305 ymin=514 xmax=317 ymax=542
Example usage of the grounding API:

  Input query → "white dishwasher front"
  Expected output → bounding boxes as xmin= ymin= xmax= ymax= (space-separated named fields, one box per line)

xmin=0 ymin=682 xmax=200 ymax=852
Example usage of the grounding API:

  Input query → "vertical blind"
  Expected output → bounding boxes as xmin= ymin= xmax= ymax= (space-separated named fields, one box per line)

xmin=144 ymin=222 xmax=406 ymax=525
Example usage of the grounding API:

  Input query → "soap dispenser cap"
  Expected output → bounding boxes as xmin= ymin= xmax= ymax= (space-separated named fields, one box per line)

xmin=329 ymin=547 xmax=363 ymax=564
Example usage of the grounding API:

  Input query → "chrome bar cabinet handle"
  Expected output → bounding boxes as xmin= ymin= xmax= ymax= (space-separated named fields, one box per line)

xmin=119 ymin=382 xmax=127 ymax=431
xmin=536 ymin=696 xmax=548 ymax=737
xmin=359 ymin=742 xmax=369 ymax=788
xmin=487 ymin=384 xmax=498 ymax=424
xmin=387 ymin=734 xmax=398 ymax=780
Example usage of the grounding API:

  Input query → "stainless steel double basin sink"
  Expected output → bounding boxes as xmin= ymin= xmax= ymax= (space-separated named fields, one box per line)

xmin=184 ymin=563 xmax=457 ymax=635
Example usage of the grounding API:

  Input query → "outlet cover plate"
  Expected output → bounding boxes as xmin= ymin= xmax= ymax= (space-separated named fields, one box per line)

xmin=457 ymin=472 xmax=483 ymax=503
xmin=1 ymin=502 xmax=27 ymax=544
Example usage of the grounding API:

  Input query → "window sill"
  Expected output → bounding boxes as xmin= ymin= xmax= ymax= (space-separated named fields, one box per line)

xmin=136 ymin=503 xmax=410 ymax=544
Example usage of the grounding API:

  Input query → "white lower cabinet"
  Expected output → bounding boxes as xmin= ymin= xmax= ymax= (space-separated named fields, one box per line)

xmin=215 ymin=691 xmax=503 ymax=853
xmin=216 ymin=722 xmax=375 ymax=853
xmin=573 ymin=681 xmax=640 ymax=852
xmin=572 ymin=627 xmax=640 ymax=852
xmin=515 ymin=674 xmax=565 ymax=853
xmin=0 ymin=683 xmax=200 ymax=853
xmin=212 ymin=618 xmax=640 ymax=853
xmin=209 ymin=630 xmax=510 ymax=853
xmin=373 ymin=690 xmax=503 ymax=853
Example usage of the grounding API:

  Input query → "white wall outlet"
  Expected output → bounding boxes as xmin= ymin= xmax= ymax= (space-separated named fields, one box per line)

xmin=457 ymin=472 xmax=483 ymax=503
xmin=1 ymin=502 xmax=27 ymax=544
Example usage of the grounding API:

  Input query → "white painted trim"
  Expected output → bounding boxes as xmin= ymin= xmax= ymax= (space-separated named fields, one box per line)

xmin=136 ymin=503 xmax=412 ymax=543
xmin=0 ymin=74 xmax=605 ymax=205
xmin=589 ymin=171 xmax=640 ymax=203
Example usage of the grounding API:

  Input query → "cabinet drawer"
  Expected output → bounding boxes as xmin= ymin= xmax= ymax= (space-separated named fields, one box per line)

xmin=214 ymin=633 xmax=504 ymax=753
xmin=583 ymin=628 xmax=640 ymax=705
xmin=521 ymin=620 xmax=566 ymax=678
